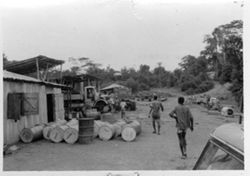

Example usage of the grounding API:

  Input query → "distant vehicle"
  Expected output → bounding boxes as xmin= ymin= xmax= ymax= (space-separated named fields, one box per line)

xmin=195 ymin=94 xmax=207 ymax=105
xmin=124 ymin=99 xmax=136 ymax=111
xmin=136 ymin=91 xmax=153 ymax=101
xmin=193 ymin=123 xmax=244 ymax=170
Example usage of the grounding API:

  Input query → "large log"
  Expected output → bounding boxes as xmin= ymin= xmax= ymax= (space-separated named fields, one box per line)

xmin=49 ymin=125 xmax=69 ymax=143
xmin=63 ymin=124 xmax=78 ymax=144
xmin=221 ymin=106 xmax=234 ymax=117
xmin=62 ymin=119 xmax=79 ymax=144
xmin=43 ymin=119 xmax=67 ymax=140
xmin=98 ymin=123 xmax=116 ymax=141
xmin=121 ymin=120 xmax=141 ymax=142
xmin=20 ymin=124 xmax=45 ymax=143
xmin=113 ymin=120 xmax=127 ymax=137
xmin=93 ymin=120 xmax=107 ymax=138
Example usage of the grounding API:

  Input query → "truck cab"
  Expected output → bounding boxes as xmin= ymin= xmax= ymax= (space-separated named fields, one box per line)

xmin=193 ymin=123 xmax=244 ymax=170
xmin=85 ymin=86 xmax=98 ymax=103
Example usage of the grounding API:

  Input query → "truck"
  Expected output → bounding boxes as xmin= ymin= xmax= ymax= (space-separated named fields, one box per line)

xmin=59 ymin=74 xmax=111 ymax=117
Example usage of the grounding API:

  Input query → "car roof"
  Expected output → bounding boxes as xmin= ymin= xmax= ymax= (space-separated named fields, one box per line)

xmin=211 ymin=123 xmax=243 ymax=153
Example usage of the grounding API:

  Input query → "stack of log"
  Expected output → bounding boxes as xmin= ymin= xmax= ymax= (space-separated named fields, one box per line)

xmin=48 ymin=119 xmax=79 ymax=144
xmin=43 ymin=119 xmax=67 ymax=140
xmin=20 ymin=117 xmax=142 ymax=144
xmin=95 ymin=119 xmax=141 ymax=142
xmin=20 ymin=119 xmax=80 ymax=144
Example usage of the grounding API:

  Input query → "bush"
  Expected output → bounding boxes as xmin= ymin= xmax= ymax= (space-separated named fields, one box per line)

xmin=199 ymin=81 xmax=214 ymax=91
xmin=185 ymin=88 xmax=196 ymax=95
xmin=184 ymin=81 xmax=214 ymax=95
xmin=180 ymin=81 xmax=197 ymax=92
xmin=139 ymin=82 xmax=150 ymax=91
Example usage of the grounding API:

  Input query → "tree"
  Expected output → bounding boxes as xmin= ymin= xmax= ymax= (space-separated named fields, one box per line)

xmin=201 ymin=20 xmax=243 ymax=103
xmin=201 ymin=20 xmax=243 ymax=80
xmin=125 ymin=77 xmax=139 ymax=93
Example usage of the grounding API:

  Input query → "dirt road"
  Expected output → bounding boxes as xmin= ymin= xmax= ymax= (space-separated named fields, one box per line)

xmin=3 ymin=97 xmax=238 ymax=171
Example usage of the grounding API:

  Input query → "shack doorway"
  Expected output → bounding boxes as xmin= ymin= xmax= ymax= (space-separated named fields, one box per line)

xmin=47 ymin=94 xmax=54 ymax=123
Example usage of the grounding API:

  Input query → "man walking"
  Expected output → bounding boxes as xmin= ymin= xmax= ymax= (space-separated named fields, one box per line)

xmin=169 ymin=97 xmax=194 ymax=159
xmin=148 ymin=95 xmax=164 ymax=135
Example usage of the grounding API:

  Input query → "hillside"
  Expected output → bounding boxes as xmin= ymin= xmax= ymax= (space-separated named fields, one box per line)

xmin=152 ymin=81 xmax=238 ymax=110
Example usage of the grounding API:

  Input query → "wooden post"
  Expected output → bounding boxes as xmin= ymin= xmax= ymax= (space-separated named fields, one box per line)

xmin=43 ymin=63 xmax=49 ymax=81
xmin=60 ymin=64 xmax=63 ymax=84
xmin=36 ymin=57 xmax=40 ymax=80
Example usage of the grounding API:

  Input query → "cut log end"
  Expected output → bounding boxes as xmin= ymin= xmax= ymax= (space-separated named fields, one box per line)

xmin=63 ymin=128 xmax=78 ymax=144
xmin=121 ymin=127 xmax=136 ymax=142
xmin=49 ymin=127 xmax=64 ymax=143
xmin=20 ymin=128 xmax=33 ymax=143
xmin=98 ymin=125 xmax=114 ymax=141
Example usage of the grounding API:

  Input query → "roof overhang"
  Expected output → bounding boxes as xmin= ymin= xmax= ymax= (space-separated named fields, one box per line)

xmin=4 ymin=55 xmax=64 ymax=75
xmin=3 ymin=71 xmax=70 ymax=89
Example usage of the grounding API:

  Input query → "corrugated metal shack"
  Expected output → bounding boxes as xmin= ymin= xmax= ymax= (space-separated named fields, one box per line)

xmin=3 ymin=71 xmax=69 ymax=145
xmin=3 ymin=56 xmax=69 ymax=145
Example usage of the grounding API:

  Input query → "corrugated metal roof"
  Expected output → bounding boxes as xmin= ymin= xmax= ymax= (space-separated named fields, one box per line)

xmin=3 ymin=70 xmax=41 ymax=82
xmin=4 ymin=55 xmax=64 ymax=75
xmin=3 ymin=70 xmax=70 ymax=88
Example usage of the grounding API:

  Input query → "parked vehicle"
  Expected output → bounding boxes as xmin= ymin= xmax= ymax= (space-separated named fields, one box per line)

xmin=193 ymin=123 xmax=244 ymax=170
xmin=124 ymin=99 xmax=136 ymax=111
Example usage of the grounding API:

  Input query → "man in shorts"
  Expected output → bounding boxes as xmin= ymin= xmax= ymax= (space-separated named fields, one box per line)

xmin=148 ymin=95 xmax=164 ymax=135
xmin=120 ymin=99 xmax=127 ymax=119
xmin=169 ymin=97 xmax=194 ymax=159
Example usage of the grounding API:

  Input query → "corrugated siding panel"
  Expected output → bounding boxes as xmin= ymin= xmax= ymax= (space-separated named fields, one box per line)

xmin=3 ymin=81 xmax=48 ymax=145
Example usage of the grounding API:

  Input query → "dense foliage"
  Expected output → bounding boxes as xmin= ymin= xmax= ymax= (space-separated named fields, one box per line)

xmin=3 ymin=20 xmax=243 ymax=104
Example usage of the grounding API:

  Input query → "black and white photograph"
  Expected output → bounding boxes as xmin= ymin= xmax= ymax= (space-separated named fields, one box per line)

xmin=0 ymin=0 xmax=247 ymax=175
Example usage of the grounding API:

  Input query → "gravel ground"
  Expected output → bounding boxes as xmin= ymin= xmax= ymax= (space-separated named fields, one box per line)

xmin=3 ymin=97 xmax=238 ymax=171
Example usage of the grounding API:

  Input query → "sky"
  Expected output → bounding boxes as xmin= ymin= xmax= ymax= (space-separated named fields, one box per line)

xmin=1 ymin=0 xmax=243 ymax=71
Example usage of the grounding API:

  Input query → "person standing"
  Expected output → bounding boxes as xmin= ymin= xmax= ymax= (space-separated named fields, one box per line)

xmin=169 ymin=97 xmax=194 ymax=159
xmin=120 ymin=99 xmax=127 ymax=119
xmin=148 ymin=95 xmax=164 ymax=135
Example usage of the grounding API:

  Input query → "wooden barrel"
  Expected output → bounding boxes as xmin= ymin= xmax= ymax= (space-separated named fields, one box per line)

xmin=113 ymin=120 xmax=127 ymax=137
xmin=101 ymin=113 xmax=117 ymax=124
xmin=93 ymin=120 xmax=107 ymax=138
xmin=98 ymin=123 xmax=116 ymax=141
xmin=43 ymin=120 xmax=67 ymax=140
xmin=63 ymin=124 xmax=78 ymax=144
xmin=20 ymin=124 xmax=45 ymax=143
xmin=49 ymin=125 xmax=69 ymax=143
xmin=121 ymin=120 xmax=141 ymax=142
xmin=78 ymin=118 xmax=94 ymax=144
